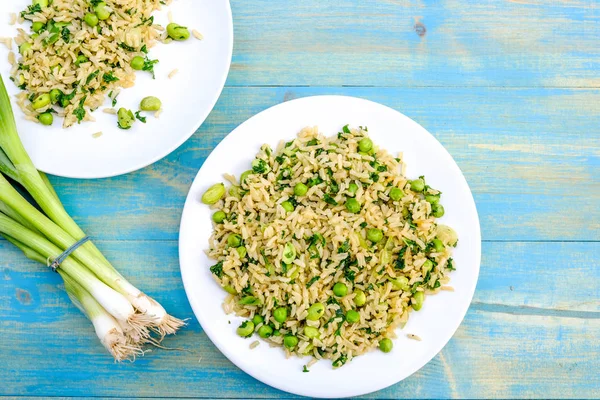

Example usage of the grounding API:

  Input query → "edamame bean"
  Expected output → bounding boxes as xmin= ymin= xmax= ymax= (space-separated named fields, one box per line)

xmin=282 ymin=242 xmax=296 ymax=264
xmin=227 ymin=234 xmax=242 ymax=248
xmin=345 ymin=198 xmax=361 ymax=214
xmin=422 ymin=259 xmax=434 ymax=275
xmin=389 ymin=276 xmax=410 ymax=291
xmin=32 ymin=0 xmax=49 ymax=7
xmin=252 ymin=315 xmax=264 ymax=326
xmin=236 ymin=320 xmax=254 ymax=337
xmin=432 ymin=238 xmax=445 ymax=252
xmin=31 ymin=93 xmax=50 ymax=110
xmin=140 ymin=96 xmax=162 ymax=111
xmin=366 ymin=228 xmax=383 ymax=243
xmin=239 ymin=296 xmax=260 ymax=306
xmin=432 ymin=204 xmax=445 ymax=218
xmin=19 ymin=43 xmax=32 ymax=55
xmin=425 ymin=194 xmax=440 ymax=204
xmin=236 ymin=246 xmax=247 ymax=259
xmin=281 ymin=201 xmax=294 ymax=212
xmin=37 ymin=112 xmax=53 ymax=126
xmin=346 ymin=310 xmax=360 ymax=324
xmin=412 ymin=291 xmax=424 ymax=311
xmin=358 ymin=137 xmax=373 ymax=153
xmin=306 ymin=303 xmax=325 ymax=321
xmin=240 ymin=170 xmax=253 ymax=186
xmin=258 ymin=325 xmax=273 ymax=338
xmin=75 ymin=55 xmax=88 ymax=66
xmin=333 ymin=282 xmax=348 ymax=297
xmin=212 ymin=210 xmax=226 ymax=223
xmin=410 ymin=178 xmax=425 ymax=192
xmin=49 ymin=89 xmax=62 ymax=104
xmin=229 ymin=186 xmax=242 ymax=199
xmin=283 ymin=335 xmax=298 ymax=349
xmin=32 ymin=22 xmax=45 ymax=33
xmin=353 ymin=289 xmax=366 ymax=306
xmin=294 ymin=182 xmax=308 ymax=196
xmin=130 ymin=56 xmax=144 ymax=70
xmin=348 ymin=182 xmax=359 ymax=195
xmin=84 ymin=13 xmax=99 ymax=27
xmin=303 ymin=326 xmax=320 ymax=339
xmin=201 ymin=183 xmax=225 ymax=204
xmin=379 ymin=338 xmax=393 ymax=353
xmin=166 ymin=23 xmax=190 ymax=41
xmin=117 ymin=108 xmax=135 ymax=129
xmin=273 ymin=307 xmax=288 ymax=323
xmin=94 ymin=2 xmax=112 ymax=21
xmin=389 ymin=187 xmax=404 ymax=201
xmin=223 ymin=285 xmax=237 ymax=295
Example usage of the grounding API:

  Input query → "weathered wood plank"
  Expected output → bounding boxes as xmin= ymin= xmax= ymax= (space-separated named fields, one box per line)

xmin=36 ymin=86 xmax=600 ymax=242
xmin=227 ymin=0 xmax=600 ymax=87
xmin=1 ymin=240 xmax=598 ymax=398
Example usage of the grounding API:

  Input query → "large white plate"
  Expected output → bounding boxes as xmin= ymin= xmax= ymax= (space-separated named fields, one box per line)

xmin=179 ymin=96 xmax=481 ymax=398
xmin=0 ymin=0 xmax=232 ymax=178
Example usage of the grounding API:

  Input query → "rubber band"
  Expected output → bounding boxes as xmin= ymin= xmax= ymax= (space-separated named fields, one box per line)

xmin=47 ymin=236 xmax=90 ymax=272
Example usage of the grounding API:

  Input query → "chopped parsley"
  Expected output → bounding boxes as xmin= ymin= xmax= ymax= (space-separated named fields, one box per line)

xmin=209 ymin=261 xmax=224 ymax=278
xmin=306 ymin=276 xmax=320 ymax=288
xmin=118 ymin=42 xmax=137 ymax=52
xmin=102 ymin=72 xmax=119 ymax=83
xmin=142 ymin=56 xmax=159 ymax=79
xmin=73 ymin=96 xmax=87 ymax=123
xmin=134 ymin=111 xmax=146 ymax=123
xmin=85 ymin=70 xmax=100 ymax=85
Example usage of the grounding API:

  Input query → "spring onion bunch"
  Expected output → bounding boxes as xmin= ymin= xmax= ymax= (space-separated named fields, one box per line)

xmin=0 ymin=75 xmax=184 ymax=360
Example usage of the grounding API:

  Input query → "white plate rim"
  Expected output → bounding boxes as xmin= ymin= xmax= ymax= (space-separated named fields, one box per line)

xmin=179 ymin=95 xmax=481 ymax=398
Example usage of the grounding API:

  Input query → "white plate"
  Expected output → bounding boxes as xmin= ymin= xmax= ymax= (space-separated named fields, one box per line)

xmin=0 ymin=0 xmax=232 ymax=178
xmin=179 ymin=96 xmax=481 ymax=398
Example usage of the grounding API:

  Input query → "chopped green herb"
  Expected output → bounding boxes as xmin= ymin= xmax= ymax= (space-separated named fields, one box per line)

xmin=306 ymin=276 xmax=320 ymax=288
xmin=209 ymin=261 xmax=224 ymax=278
xmin=134 ymin=111 xmax=146 ymax=123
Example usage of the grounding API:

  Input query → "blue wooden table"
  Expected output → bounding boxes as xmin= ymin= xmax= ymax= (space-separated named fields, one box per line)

xmin=1 ymin=1 xmax=599 ymax=398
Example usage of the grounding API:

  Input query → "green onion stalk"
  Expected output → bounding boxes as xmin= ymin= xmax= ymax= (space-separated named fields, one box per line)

xmin=0 ymin=75 xmax=183 ymax=356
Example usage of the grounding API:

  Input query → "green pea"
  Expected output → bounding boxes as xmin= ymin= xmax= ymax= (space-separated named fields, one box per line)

xmin=412 ymin=291 xmax=424 ymax=311
xmin=223 ymin=285 xmax=237 ymax=295
xmin=212 ymin=210 xmax=226 ymax=223
xmin=303 ymin=326 xmax=320 ymax=339
xmin=358 ymin=137 xmax=373 ymax=153
xmin=389 ymin=276 xmax=410 ymax=291
xmin=379 ymin=338 xmax=393 ymax=353
xmin=283 ymin=335 xmax=298 ymax=349
xmin=31 ymin=93 xmax=51 ymax=110
xmin=227 ymin=234 xmax=242 ymax=248
xmin=84 ymin=13 xmax=99 ymax=27
xmin=432 ymin=239 xmax=445 ymax=253
xmin=32 ymin=22 xmax=45 ymax=33
xmin=281 ymin=201 xmax=295 ymax=212
xmin=236 ymin=246 xmax=247 ymax=259
xmin=348 ymin=182 xmax=359 ymax=195
xmin=257 ymin=325 xmax=273 ymax=338
xmin=236 ymin=320 xmax=254 ymax=337
xmin=94 ymin=2 xmax=112 ymax=21
xmin=140 ymin=96 xmax=162 ymax=111
xmin=130 ymin=56 xmax=144 ymax=70
xmin=345 ymin=198 xmax=361 ymax=214
xmin=366 ymin=228 xmax=383 ymax=243
xmin=201 ymin=183 xmax=226 ymax=205
xmin=422 ymin=259 xmax=434 ymax=276
xmin=294 ymin=183 xmax=308 ymax=196
xmin=346 ymin=310 xmax=360 ymax=324
xmin=425 ymin=194 xmax=440 ymax=204
xmin=389 ymin=188 xmax=404 ymax=201
xmin=282 ymin=242 xmax=296 ymax=264
xmin=37 ymin=112 xmax=53 ymax=126
xmin=306 ymin=303 xmax=325 ymax=321
xmin=333 ymin=282 xmax=348 ymax=297
xmin=240 ymin=170 xmax=253 ymax=187
xmin=166 ymin=23 xmax=190 ymax=41
xmin=117 ymin=108 xmax=135 ymax=129
xmin=32 ymin=0 xmax=49 ymax=7
xmin=49 ymin=89 xmax=62 ymax=104
xmin=432 ymin=204 xmax=445 ymax=218
xmin=353 ymin=289 xmax=366 ymax=307
xmin=410 ymin=178 xmax=425 ymax=192
xmin=273 ymin=307 xmax=288 ymax=323
xmin=19 ymin=43 xmax=32 ymax=55
xmin=75 ymin=55 xmax=88 ymax=66
xmin=252 ymin=314 xmax=264 ymax=326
